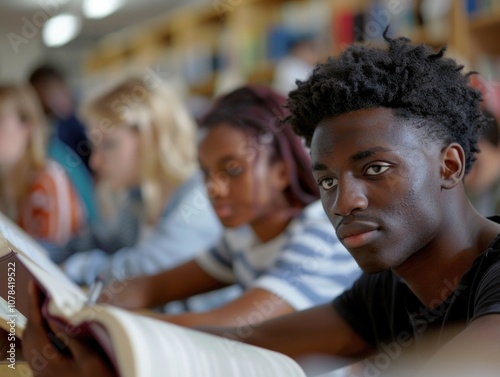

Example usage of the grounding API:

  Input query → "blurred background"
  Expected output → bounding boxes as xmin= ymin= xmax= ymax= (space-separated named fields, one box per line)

xmin=1 ymin=2 xmax=500 ymax=375
xmin=0 ymin=0 xmax=498 ymax=114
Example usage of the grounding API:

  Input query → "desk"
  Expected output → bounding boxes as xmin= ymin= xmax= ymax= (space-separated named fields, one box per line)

xmin=0 ymin=362 xmax=32 ymax=376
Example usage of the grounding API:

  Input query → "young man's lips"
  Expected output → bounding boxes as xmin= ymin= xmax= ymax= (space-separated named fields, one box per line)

xmin=341 ymin=230 xmax=380 ymax=249
xmin=337 ymin=222 xmax=380 ymax=249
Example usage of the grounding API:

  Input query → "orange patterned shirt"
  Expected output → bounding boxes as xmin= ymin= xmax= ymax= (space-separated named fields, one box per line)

xmin=18 ymin=160 xmax=85 ymax=245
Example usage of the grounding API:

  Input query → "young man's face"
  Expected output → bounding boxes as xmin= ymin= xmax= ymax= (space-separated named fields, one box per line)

xmin=311 ymin=108 xmax=445 ymax=273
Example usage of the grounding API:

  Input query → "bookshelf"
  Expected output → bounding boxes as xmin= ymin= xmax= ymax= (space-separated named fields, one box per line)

xmin=82 ymin=0 xmax=500 ymax=99
xmin=469 ymin=12 xmax=500 ymax=57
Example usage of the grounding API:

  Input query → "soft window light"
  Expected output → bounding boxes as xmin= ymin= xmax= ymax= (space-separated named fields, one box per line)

xmin=42 ymin=14 xmax=82 ymax=47
xmin=83 ymin=0 xmax=125 ymax=19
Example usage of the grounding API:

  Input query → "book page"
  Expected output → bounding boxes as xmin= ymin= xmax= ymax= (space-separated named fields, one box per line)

xmin=16 ymin=253 xmax=87 ymax=318
xmin=0 ymin=213 xmax=71 ymax=284
xmin=0 ymin=212 xmax=48 ymax=263
xmin=0 ymin=296 xmax=26 ymax=337
xmin=0 ymin=212 xmax=87 ymax=319
xmin=71 ymin=305 xmax=306 ymax=377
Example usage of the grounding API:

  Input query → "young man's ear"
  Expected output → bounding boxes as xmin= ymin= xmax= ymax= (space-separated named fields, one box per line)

xmin=441 ymin=143 xmax=465 ymax=189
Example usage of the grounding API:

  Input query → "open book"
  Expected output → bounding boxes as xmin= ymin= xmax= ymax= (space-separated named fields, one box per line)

xmin=0 ymin=212 xmax=307 ymax=377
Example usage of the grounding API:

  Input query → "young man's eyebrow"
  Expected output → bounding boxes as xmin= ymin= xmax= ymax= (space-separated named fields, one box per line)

xmin=312 ymin=147 xmax=393 ymax=171
xmin=312 ymin=162 xmax=329 ymax=172
xmin=350 ymin=147 xmax=392 ymax=163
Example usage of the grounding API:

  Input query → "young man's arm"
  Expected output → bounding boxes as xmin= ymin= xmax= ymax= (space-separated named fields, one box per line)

xmin=200 ymin=303 xmax=374 ymax=360
xmin=414 ymin=314 xmax=500 ymax=376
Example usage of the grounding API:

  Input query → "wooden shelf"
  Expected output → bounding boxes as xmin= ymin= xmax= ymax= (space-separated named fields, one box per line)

xmin=469 ymin=12 xmax=500 ymax=32
xmin=411 ymin=26 xmax=447 ymax=50
xmin=83 ymin=0 xmax=500 ymax=95
xmin=469 ymin=12 xmax=500 ymax=56
xmin=246 ymin=62 xmax=275 ymax=84
xmin=190 ymin=74 xmax=217 ymax=97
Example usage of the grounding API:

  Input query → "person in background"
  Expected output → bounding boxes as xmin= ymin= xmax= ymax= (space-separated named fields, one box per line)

xmin=0 ymin=85 xmax=85 ymax=246
xmin=59 ymin=75 xmax=234 ymax=313
xmin=272 ymin=34 xmax=319 ymax=97
xmin=29 ymin=64 xmax=91 ymax=172
xmin=29 ymin=64 xmax=97 ymax=224
xmin=465 ymin=109 xmax=500 ymax=216
xmin=101 ymin=86 xmax=360 ymax=328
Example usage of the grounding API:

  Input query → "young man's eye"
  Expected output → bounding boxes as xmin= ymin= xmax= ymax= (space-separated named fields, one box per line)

xmin=319 ymin=177 xmax=338 ymax=191
xmin=366 ymin=165 xmax=390 ymax=176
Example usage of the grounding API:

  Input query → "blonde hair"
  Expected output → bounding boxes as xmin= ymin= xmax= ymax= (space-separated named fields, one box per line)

xmin=81 ymin=75 xmax=198 ymax=223
xmin=0 ymin=85 xmax=48 ymax=217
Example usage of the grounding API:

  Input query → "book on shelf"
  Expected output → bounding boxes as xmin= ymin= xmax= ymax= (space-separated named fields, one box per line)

xmin=0 ymin=212 xmax=306 ymax=376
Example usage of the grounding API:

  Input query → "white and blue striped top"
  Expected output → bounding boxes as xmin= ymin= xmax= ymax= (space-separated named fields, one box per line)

xmin=196 ymin=200 xmax=361 ymax=310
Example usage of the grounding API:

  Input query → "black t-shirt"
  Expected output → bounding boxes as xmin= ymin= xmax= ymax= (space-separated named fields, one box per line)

xmin=333 ymin=219 xmax=500 ymax=364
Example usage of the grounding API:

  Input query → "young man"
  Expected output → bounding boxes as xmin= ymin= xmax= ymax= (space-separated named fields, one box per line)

xmin=21 ymin=33 xmax=500 ymax=376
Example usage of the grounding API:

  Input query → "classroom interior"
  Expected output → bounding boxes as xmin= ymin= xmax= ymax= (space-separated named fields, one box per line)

xmin=1 ymin=0 xmax=500 ymax=376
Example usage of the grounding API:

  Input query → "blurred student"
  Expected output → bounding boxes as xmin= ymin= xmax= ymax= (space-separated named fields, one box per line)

xmin=465 ymin=109 xmax=500 ymax=216
xmin=272 ymin=35 xmax=319 ymax=96
xmin=59 ymin=76 xmax=231 ymax=311
xmin=0 ymin=85 xmax=85 ymax=245
xmin=29 ymin=64 xmax=97 ymax=223
xmin=103 ymin=86 xmax=360 ymax=327
xmin=29 ymin=64 xmax=91 ymax=171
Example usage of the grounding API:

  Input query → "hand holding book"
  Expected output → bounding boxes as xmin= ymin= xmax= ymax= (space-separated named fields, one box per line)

xmin=0 ymin=212 xmax=307 ymax=377
xmin=23 ymin=282 xmax=116 ymax=377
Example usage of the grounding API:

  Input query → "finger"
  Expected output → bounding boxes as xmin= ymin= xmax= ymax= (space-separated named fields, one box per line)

xmin=24 ymin=281 xmax=64 ymax=355
xmin=23 ymin=281 xmax=51 ymax=369
xmin=24 ymin=280 xmax=53 ymax=350
xmin=26 ymin=280 xmax=45 ymax=327
xmin=24 ymin=281 xmax=51 ymax=352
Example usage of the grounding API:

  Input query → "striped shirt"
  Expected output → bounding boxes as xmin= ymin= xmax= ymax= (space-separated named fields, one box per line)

xmin=196 ymin=200 xmax=361 ymax=310
xmin=18 ymin=160 xmax=84 ymax=245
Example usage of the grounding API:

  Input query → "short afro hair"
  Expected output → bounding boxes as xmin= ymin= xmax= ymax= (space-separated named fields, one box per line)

xmin=285 ymin=31 xmax=485 ymax=174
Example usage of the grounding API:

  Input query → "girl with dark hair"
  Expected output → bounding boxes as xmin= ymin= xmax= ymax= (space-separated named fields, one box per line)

xmin=103 ymin=86 xmax=360 ymax=327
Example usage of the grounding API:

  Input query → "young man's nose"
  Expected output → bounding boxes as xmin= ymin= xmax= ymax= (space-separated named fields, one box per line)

xmin=333 ymin=177 xmax=368 ymax=217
